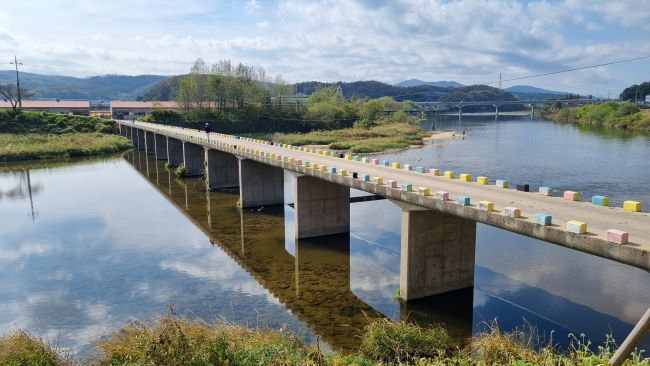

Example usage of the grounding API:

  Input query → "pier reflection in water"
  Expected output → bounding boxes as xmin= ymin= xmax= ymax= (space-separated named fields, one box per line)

xmin=123 ymin=150 xmax=473 ymax=351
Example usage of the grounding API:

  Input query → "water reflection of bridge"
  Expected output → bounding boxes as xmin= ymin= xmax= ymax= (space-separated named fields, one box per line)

xmin=125 ymin=150 xmax=472 ymax=350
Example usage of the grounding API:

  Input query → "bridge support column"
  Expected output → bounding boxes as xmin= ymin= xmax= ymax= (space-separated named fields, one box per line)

xmin=154 ymin=133 xmax=168 ymax=160
xmin=182 ymin=142 xmax=204 ymax=176
xmin=395 ymin=202 xmax=476 ymax=301
xmin=144 ymin=131 xmax=155 ymax=155
xmin=205 ymin=149 xmax=239 ymax=189
xmin=166 ymin=137 xmax=184 ymax=167
xmin=136 ymin=129 xmax=145 ymax=151
xmin=292 ymin=173 xmax=350 ymax=239
xmin=238 ymin=158 xmax=284 ymax=208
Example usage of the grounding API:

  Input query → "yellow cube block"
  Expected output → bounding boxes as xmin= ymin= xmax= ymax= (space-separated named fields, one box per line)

xmin=567 ymin=220 xmax=587 ymax=234
xmin=479 ymin=200 xmax=494 ymax=212
xmin=444 ymin=171 xmax=455 ymax=179
xmin=374 ymin=177 xmax=383 ymax=185
xmin=341 ymin=169 xmax=348 ymax=176
xmin=312 ymin=163 xmax=319 ymax=169
xmin=418 ymin=187 xmax=430 ymax=196
xmin=624 ymin=201 xmax=642 ymax=212
xmin=477 ymin=176 xmax=489 ymax=185
xmin=321 ymin=165 xmax=328 ymax=171
xmin=345 ymin=154 xmax=352 ymax=160
xmin=460 ymin=173 xmax=472 ymax=182
xmin=392 ymin=162 xmax=401 ymax=169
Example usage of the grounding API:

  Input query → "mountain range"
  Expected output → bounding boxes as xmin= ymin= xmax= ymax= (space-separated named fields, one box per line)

xmin=0 ymin=70 xmax=570 ymax=102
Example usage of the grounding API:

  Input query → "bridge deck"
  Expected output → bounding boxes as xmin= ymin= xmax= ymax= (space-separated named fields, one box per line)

xmin=118 ymin=121 xmax=650 ymax=271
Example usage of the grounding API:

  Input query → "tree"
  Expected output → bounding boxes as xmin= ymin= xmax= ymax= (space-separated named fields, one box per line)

xmin=0 ymin=83 xmax=34 ymax=112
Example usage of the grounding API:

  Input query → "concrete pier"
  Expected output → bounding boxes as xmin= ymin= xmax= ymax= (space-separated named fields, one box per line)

xmin=292 ymin=174 xmax=350 ymax=239
xmin=166 ymin=137 xmax=184 ymax=167
xmin=396 ymin=202 xmax=476 ymax=301
xmin=182 ymin=142 xmax=204 ymax=176
xmin=136 ymin=129 xmax=145 ymax=151
xmin=154 ymin=133 xmax=168 ymax=160
xmin=238 ymin=158 xmax=284 ymax=208
xmin=205 ymin=149 xmax=239 ymax=189
xmin=144 ymin=131 xmax=156 ymax=155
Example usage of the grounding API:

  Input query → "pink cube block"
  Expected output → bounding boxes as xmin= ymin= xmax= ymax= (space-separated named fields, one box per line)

xmin=371 ymin=159 xmax=379 ymax=165
xmin=563 ymin=190 xmax=580 ymax=201
xmin=436 ymin=191 xmax=449 ymax=200
xmin=297 ymin=160 xmax=303 ymax=165
xmin=607 ymin=229 xmax=629 ymax=245
xmin=386 ymin=180 xmax=398 ymax=188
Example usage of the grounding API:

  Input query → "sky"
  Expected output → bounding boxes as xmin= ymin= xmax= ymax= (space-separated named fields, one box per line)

xmin=0 ymin=0 xmax=649 ymax=96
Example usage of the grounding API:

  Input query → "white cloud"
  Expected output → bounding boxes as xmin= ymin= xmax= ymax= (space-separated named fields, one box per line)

xmin=245 ymin=0 xmax=261 ymax=13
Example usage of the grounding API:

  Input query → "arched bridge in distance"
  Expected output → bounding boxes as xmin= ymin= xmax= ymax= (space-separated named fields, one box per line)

xmin=116 ymin=120 xmax=649 ymax=304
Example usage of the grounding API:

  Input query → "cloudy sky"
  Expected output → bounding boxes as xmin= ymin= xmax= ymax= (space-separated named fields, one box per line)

xmin=0 ymin=0 xmax=649 ymax=95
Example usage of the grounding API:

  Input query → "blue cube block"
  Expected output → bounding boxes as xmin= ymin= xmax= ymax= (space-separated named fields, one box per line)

xmin=353 ymin=155 xmax=360 ymax=161
xmin=416 ymin=166 xmax=425 ymax=173
xmin=591 ymin=195 xmax=609 ymax=206
xmin=456 ymin=195 xmax=471 ymax=206
xmin=534 ymin=213 xmax=552 ymax=226
xmin=362 ymin=174 xmax=371 ymax=182
xmin=329 ymin=167 xmax=337 ymax=173
xmin=381 ymin=160 xmax=390 ymax=166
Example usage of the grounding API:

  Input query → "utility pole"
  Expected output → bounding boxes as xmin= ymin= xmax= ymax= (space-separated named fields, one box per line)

xmin=10 ymin=55 xmax=23 ymax=109
xmin=498 ymin=72 xmax=502 ymax=90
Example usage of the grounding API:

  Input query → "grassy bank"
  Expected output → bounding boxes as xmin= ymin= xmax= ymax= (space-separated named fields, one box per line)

xmin=540 ymin=102 xmax=650 ymax=133
xmin=269 ymin=122 xmax=427 ymax=153
xmin=0 ymin=133 xmax=132 ymax=162
xmin=2 ymin=317 xmax=647 ymax=365
xmin=0 ymin=110 xmax=132 ymax=162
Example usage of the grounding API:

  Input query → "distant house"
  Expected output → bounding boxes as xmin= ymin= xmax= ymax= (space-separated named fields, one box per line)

xmin=110 ymin=101 xmax=179 ymax=120
xmin=0 ymin=100 xmax=90 ymax=115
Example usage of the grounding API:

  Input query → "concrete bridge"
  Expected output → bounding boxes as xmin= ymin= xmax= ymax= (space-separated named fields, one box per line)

xmin=116 ymin=121 xmax=649 ymax=302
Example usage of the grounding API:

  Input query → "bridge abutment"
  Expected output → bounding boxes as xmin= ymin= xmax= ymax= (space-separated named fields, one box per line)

xmin=144 ymin=131 xmax=156 ymax=155
xmin=166 ymin=137 xmax=184 ymax=167
xmin=395 ymin=202 xmax=476 ymax=301
xmin=238 ymin=158 xmax=284 ymax=208
xmin=205 ymin=149 xmax=239 ymax=189
xmin=182 ymin=142 xmax=204 ymax=176
xmin=292 ymin=173 xmax=350 ymax=239
xmin=154 ymin=133 xmax=168 ymax=160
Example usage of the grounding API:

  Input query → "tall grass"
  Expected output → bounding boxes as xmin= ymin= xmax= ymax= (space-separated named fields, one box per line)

xmin=2 ymin=317 xmax=647 ymax=365
xmin=0 ymin=110 xmax=114 ymax=134
xmin=541 ymin=102 xmax=650 ymax=132
xmin=0 ymin=133 xmax=132 ymax=162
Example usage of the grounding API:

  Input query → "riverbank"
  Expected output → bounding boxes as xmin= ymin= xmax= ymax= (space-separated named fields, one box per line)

xmin=267 ymin=122 xmax=429 ymax=153
xmin=0 ymin=133 xmax=132 ymax=162
xmin=1 ymin=317 xmax=646 ymax=365
xmin=540 ymin=102 xmax=650 ymax=133
xmin=0 ymin=110 xmax=132 ymax=162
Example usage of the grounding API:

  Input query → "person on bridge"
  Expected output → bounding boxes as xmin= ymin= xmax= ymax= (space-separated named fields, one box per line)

xmin=204 ymin=123 xmax=212 ymax=142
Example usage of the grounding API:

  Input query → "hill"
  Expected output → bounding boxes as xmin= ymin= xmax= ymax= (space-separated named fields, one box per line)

xmin=0 ymin=71 xmax=168 ymax=100
xmin=504 ymin=85 xmax=568 ymax=101
xmin=395 ymin=79 xmax=464 ymax=88
xmin=295 ymin=80 xmax=447 ymax=101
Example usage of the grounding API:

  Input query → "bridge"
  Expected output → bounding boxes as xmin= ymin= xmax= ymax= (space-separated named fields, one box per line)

xmin=115 ymin=120 xmax=649 ymax=303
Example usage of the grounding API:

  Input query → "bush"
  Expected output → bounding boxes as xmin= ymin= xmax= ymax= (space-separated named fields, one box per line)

xmin=0 ymin=110 xmax=113 ymax=134
xmin=174 ymin=165 xmax=187 ymax=178
xmin=0 ymin=133 xmax=132 ymax=162
xmin=0 ymin=330 xmax=71 ymax=366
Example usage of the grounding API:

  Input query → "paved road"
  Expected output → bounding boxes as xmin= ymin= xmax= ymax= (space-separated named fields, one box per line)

xmin=118 ymin=121 xmax=650 ymax=271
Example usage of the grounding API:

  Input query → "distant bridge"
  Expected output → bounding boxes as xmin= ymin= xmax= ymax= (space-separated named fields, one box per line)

xmin=387 ymin=98 xmax=601 ymax=116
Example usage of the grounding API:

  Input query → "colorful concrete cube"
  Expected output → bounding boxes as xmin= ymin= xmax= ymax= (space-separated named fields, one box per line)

xmin=444 ymin=171 xmax=455 ymax=179
xmin=362 ymin=157 xmax=369 ymax=163
xmin=380 ymin=160 xmax=389 ymax=166
xmin=533 ymin=213 xmax=552 ymax=226
xmin=418 ymin=187 xmax=430 ymax=196
xmin=353 ymin=155 xmax=361 ymax=161
xmin=401 ymin=183 xmax=413 ymax=192
xmin=297 ymin=160 xmax=303 ymax=165
xmin=591 ymin=195 xmax=609 ymax=206
xmin=416 ymin=166 xmax=426 ymax=173
xmin=496 ymin=179 xmax=509 ymax=188
xmin=352 ymin=172 xmax=358 ymax=179
xmin=479 ymin=200 xmax=494 ymax=212
xmin=392 ymin=162 xmax=401 ymax=169
xmin=340 ymin=169 xmax=348 ymax=176
xmin=456 ymin=195 xmax=471 ymax=206
xmin=477 ymin=176 xmax=489 ymax=185
xmin=607 ymin=229 xmax=629 ymax=245
xmin=436 ymin=191 xmax=449 ymax=200
xmin=460 ymin=173 xmax=472 ymax=182
xmin=321 ymin=165 xmax=328 ymax=171
xmin=371 ymin=159 xmax=379 ymax=165
xmin=404 ymin=164 xmax=412 ymax=171
xmin=374 ymin=177 xmax=384 ymax=185
xmin=516 ymin=184 xmax=529 ymax=192
xmin=539 ymin=186 xmax=552 ymax=196
xmin=304 ymin=161 xmax=310 ymax=167
xmin=624 ymin=201 xmax=642 ymax=212
xmin=429 ymin=168 xmax=440 ymax=176
xmin=563 ymin=191 xmax=580 ymax=201
xmin=345 ymin=154 xmax=352 ymax=160
xmin=566 ymin=220 xmax=587 ymax=234
xmin=329 ymin=167 xmax=337 ymax=173
xmin=505 ymin=206 xmax=521 ymax=218
xmin=362 ymin=174 xmax=370 ymax=182
xmin=386 ymin=180 xmax=398 ymax=188
xmin=312 ymin=163 xmax=319 ymax=169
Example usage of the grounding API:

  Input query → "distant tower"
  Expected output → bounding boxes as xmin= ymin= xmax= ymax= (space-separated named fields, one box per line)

xmin=336 ymin=84 xmax=343 ymax=96
xmin=498 ymin=72 xmax=502 ymax=89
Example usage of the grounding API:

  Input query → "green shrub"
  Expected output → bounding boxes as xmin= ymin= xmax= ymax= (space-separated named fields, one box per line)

xmin=0 ymin=133 xmax=132 ymax=162
xmin=0 ymin=110 xmax=113 ymax=134
xmin=175 ymin=165 xmax=187 ymax=178
xmin=0 ymin=330 xmax=71 ymax=366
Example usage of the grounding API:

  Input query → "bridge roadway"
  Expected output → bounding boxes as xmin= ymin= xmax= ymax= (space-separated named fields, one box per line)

xmin=116 ymin=121 xmax=650 ymax=276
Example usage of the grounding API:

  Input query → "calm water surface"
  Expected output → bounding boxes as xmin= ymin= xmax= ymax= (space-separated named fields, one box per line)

xmin=0 ymin=116 xmax=648 ymax=356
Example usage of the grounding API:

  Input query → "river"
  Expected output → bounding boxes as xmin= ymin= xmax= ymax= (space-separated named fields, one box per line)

xmin=0 ymin=115 xmax=648 ymax=356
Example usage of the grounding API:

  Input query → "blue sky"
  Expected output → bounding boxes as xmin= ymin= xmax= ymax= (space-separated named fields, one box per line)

xmin=0 ymin=0 xmax=648 ymax=96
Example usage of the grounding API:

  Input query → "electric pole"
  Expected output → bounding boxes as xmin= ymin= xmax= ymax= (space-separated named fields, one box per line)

xmin=10 ymin=55 xmax=23 ymax=109
xmin=498 ymin=72 xmax=502 ymax=89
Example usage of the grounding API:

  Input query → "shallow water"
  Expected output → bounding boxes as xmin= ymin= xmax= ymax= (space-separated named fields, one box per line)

xmin=0 ymin=116 xmax=648 ymax=356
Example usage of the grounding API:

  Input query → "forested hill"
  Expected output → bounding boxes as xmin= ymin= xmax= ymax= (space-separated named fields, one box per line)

xmin=0 ymin=71 xmax=168 ymax=100
xmin=295 ymin=81 xmax=447 ymax=101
